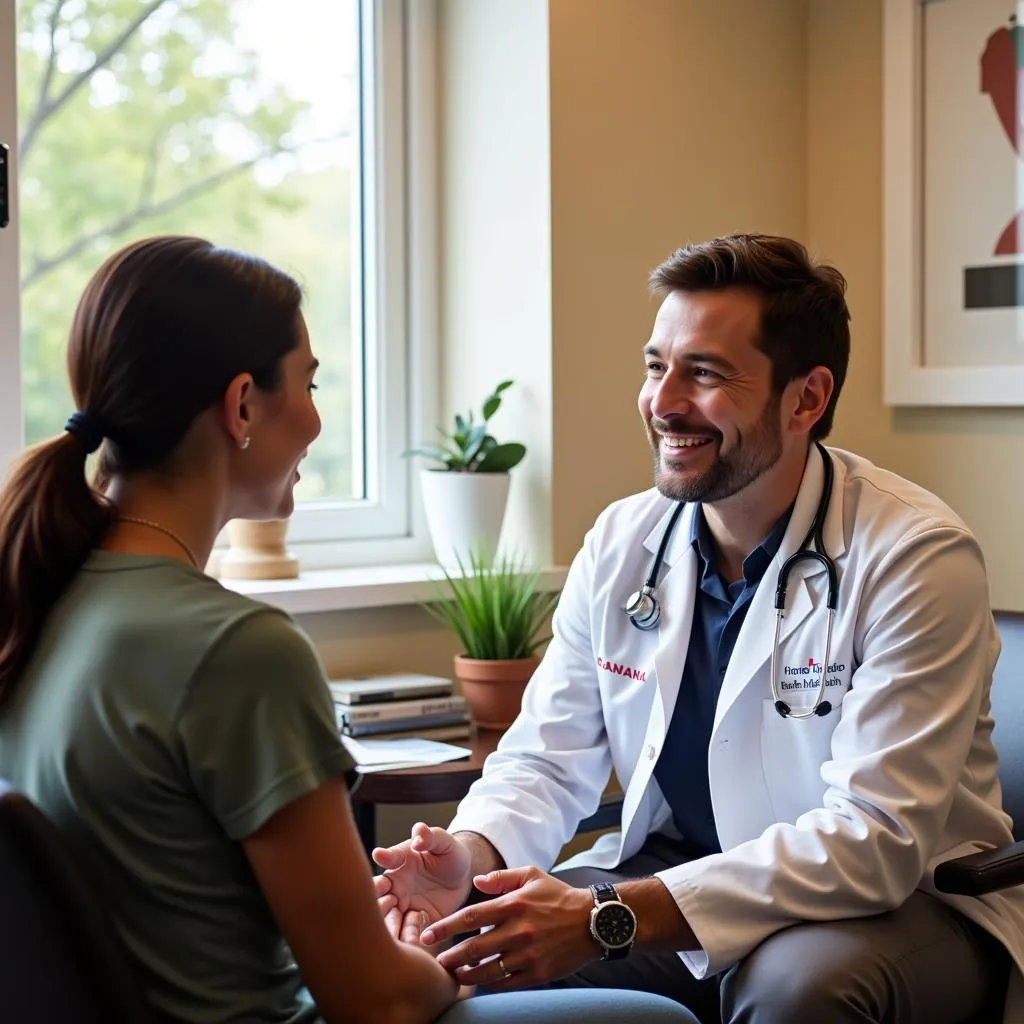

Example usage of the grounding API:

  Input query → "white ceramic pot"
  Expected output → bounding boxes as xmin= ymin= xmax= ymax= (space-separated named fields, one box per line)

xmin=219 ymin=518 xmax=299 ymax=580
xmin=420 ymin=469 xmax=511 ymax=569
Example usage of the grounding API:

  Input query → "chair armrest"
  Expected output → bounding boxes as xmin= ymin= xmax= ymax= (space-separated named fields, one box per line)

xmin=933 ymin=840 xmax=1024 ymax=896
xmin=576 ymin=793 xmax=624 ymax=835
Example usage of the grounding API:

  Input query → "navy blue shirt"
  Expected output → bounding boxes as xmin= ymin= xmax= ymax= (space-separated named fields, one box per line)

xmin=653 ymin=504 xmax=792 ymax=855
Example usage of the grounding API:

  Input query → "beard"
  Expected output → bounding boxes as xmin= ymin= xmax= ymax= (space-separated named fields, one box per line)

xmin=649 ymin=393 xmax=783 ymax=503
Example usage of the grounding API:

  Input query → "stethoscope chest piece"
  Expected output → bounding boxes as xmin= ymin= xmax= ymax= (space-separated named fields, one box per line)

xmin=623 ymin=501 xmax=688 ymax=633
xmin=624 ymin=587 xmax=661 ymax=631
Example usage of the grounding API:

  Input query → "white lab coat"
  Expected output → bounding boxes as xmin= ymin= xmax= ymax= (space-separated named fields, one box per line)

xmin=449 ymin=446 xmax=1024 ymax=1020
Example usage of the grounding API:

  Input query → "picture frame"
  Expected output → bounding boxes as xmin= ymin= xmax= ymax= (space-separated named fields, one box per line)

xmin=884 ymin=0 xmax=1024 ymax=406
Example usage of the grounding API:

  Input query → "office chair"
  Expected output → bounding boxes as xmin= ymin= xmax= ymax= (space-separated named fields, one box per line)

xmin=0 ymin=780 xmax=155 ymax=1023
xmin=934 ymin=641 xmax=1024 ymax=897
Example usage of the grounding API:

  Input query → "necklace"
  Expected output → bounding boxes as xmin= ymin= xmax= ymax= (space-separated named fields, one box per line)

xmin=114 ymin=516 xmax=200 ymax=570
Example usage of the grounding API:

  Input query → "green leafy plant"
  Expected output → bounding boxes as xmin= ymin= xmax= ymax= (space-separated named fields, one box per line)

xmin=404 ymin=380 xmax=527 ymax=473
xmin=423 ymin=549 xmax=560 ymax=660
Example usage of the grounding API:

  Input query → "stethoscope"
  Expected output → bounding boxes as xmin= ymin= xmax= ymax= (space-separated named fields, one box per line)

xmin=623 ymin=442 xmax=839 ymax=720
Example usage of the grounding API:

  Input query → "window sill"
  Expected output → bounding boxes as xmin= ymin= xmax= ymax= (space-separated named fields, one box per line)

xmin=220 ymin=562 xmax=569 ymax=616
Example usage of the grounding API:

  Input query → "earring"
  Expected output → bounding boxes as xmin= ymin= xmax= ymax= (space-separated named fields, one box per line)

xmin=240 ymin=437 xmax=251 ymax=450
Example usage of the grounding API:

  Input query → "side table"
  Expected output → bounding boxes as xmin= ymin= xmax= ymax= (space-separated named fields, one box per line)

xmin=350 ymin=728 xmax=503 ymax=856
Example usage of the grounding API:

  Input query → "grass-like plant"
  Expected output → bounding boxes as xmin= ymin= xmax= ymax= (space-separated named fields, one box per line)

xmin=423 ymin=549 xmax=560 ymax=661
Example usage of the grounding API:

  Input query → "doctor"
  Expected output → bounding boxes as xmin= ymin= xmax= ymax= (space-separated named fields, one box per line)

xmin=373 ymin=234 xmax=1024 ymax=1023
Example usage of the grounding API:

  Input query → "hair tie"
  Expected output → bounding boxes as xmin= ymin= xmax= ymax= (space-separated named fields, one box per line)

xmin=64 ymin=411 xmax=105 ymax=455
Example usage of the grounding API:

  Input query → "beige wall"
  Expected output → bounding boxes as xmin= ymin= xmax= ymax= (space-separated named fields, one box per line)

xmin=808 ymin=1 xmax=1024 ymax=611
xmin=547 ymin=0 xmax=809 ymax=560
xmin=436 ymin=0 xmax=809 ymax=571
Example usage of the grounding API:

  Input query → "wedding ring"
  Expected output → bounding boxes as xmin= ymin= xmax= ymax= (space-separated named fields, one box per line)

xmin=498 ymin=956 xmax=511 ymax=979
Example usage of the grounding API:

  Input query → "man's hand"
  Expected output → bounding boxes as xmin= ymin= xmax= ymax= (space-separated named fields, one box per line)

xmin=372 ymin=822 xmax=474 ymax=942
xmin=421 ymin=866 xmax=599 ymax=990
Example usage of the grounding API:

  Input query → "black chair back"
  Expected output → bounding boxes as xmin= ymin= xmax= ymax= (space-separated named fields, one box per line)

xmin=990 ymin=628 xmax=1024 ymax=840
xmin=0 ymin=781 xmax=155 ymax=1023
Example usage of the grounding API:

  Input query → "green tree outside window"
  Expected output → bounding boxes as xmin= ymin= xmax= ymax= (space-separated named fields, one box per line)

xmin=15 ymin=0 xmax=359 ymax=501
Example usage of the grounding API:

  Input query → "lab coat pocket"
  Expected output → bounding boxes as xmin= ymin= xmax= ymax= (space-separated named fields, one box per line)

xmin=760 ymin=699 xmax=837 ymax=824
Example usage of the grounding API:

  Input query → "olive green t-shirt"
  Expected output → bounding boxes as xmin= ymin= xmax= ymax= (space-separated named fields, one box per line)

xmin=0 ymin=551 xmax=354 ymax=1023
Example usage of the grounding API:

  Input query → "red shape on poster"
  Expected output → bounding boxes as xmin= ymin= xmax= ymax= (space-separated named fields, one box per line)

xmin=981 ymin=18 xmax=1024 ymax=254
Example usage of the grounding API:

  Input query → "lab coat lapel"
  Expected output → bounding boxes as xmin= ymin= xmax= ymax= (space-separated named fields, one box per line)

xmin=619 ymin=502 xmax=699 ymax=848
xmin=712 ymin=446 xmax=847 ymax=734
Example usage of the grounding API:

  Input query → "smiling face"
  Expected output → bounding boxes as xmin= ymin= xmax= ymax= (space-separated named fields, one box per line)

xmin=233 ymin=314 xmax=322 ymax=520
xmin=638 ymin=288 xmax=788 ymax=504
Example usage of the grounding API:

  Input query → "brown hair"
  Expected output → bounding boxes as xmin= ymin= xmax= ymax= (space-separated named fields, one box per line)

xmin=0 ymin=235 xmax=303 ymax=708
xmin=648 ymin=234 xmax=850 ymax=439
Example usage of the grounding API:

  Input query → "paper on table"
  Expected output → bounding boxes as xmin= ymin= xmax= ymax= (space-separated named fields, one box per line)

xmin=355 ymin=760 xmax=455 ymax=774
xmin=341 ymin=734 xmax=471 ymax=768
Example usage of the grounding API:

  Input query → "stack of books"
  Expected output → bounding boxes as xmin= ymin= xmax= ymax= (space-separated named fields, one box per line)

xmin=328 ymin=672 xmax=471 ymax=742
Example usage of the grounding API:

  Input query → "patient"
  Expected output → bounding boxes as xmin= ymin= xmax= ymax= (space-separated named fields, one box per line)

xmin=0 ymin=236 xmax=695 ymax=1024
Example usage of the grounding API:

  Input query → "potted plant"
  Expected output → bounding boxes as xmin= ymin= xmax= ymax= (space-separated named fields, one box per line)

xmin=423 ymin=549 xmax=559 ymax=731
xmin=404 ymin=380 xmax=526 ymax=568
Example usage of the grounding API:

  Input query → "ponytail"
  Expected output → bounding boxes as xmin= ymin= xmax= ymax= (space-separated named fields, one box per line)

xmin=0 ymin=433 xmax=112 ymax=708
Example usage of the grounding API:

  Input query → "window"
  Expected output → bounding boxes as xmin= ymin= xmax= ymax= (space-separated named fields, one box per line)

xmin=0 ymin=0 xmax=433 ymax=566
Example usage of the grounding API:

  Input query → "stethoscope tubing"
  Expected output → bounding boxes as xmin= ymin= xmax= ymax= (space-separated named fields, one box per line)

xmin=625 ymin=443 xmax=840 ymax=719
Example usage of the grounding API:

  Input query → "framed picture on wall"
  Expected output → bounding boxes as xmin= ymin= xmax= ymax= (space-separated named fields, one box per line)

xmin=884 ymin=0 xmax=1024 ymax=405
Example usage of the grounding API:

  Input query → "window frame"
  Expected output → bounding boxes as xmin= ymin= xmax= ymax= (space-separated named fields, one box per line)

xmin=0 ymin=9 xmax=21 ymax=474
xmin=0 ymin=0 xmax=436 ymax=569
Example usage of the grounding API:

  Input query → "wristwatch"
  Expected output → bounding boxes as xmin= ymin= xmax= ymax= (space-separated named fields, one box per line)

xmin=588 ymin=881 xmax=637 ymax=960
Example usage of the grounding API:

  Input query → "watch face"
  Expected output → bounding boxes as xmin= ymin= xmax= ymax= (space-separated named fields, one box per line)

xmin=594 ymin=902 xmax=636 ymax=948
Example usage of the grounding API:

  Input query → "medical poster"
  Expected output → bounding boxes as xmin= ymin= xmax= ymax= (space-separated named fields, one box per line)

xmin=922 ymin=0 xmax=1024 ymax=367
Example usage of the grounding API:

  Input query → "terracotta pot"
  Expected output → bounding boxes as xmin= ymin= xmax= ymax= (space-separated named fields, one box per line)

xmin=454 ymin=654 xmax=540 ymax=731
